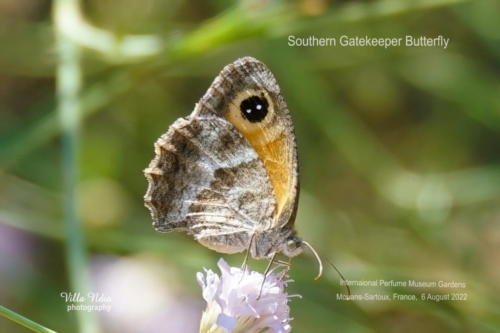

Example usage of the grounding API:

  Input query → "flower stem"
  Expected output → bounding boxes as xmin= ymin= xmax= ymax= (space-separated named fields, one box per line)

xmin=54 ymin=0 xmax=99 ymax=332
xmin=0 ymin=305 xmax=57 ymax=333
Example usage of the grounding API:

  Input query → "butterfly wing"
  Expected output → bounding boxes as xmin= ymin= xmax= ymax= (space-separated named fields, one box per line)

xmin=145 ymin=57 xmax=300 ymax=257
xmin=144 ymin=114 xmax=276 ymax=254
xmin=199 ymin=57 xmax=300 ymax=229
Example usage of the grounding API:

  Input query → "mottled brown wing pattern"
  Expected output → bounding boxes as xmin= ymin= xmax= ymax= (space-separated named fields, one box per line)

xmin=196 ymin=57 xmax=300 ymax=229
xmin=144 ymin=57 xmax=304 ymax=260
xmin=144 ymin=114 xmax=276 ymax=254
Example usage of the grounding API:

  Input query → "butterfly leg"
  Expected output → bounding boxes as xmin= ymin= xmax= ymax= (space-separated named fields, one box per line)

xmin=276 ymin=257 xmax=292 ymax=280
xmin=241 ymin=233 xmax=256 ymax=270
xmin=257 ymin=252 xmax=277 ymax=300
xmin=239 ymin=233 xmax=256 ymax=283
xmin=275 ymin=258 xmax=291 ymax=267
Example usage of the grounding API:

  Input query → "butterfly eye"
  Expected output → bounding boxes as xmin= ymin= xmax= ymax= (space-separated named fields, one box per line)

xmin=239 ymin=95 xmax=269 ymax=123
xmin=286 ymin=237 xmax=300 ymax=249
xmin=283 ymin=236 xmax=303 ymax=257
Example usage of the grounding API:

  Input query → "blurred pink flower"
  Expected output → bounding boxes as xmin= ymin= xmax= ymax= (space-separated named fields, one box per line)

xmin=90 ymin=255 xmax=202 ymax=333
xmin=197 ymin=258 xmax=293 ymax=333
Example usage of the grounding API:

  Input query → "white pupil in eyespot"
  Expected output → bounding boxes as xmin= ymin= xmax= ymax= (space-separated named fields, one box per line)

xmin=239 ymin=95 xmax=269 ymax=123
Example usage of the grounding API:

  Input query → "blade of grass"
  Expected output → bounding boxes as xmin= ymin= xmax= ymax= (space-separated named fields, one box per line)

xmin=0 ymin=0 xmax=473 ymax=169
xmin=54 ymin=0 xmax=99 ymax=332
xmin=0 ymin=70 xmax=131 ymax=169
xmin=0 ymin=305 xmax=57 ymax=333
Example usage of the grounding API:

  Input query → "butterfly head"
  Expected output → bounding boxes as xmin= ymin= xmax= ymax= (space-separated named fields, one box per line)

xmin=280 ymin=234 xmax=324 ymax=280
xmin=281 ymin=235 xmax=303 ymax=258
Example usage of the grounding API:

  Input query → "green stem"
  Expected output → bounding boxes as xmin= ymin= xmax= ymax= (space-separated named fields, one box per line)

xmin=54 ymin=0 xmax=99 ymax=332
xmin=0 ymin=305 xmax=57 ymax=333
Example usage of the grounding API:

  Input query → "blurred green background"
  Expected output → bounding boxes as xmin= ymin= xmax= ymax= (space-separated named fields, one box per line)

xmin=1 ymin=0 xmax=500 ymax=332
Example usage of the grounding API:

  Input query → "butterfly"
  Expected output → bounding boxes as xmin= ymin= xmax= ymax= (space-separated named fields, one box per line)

xmin=144 ymin=57 xmax=321 ymax=274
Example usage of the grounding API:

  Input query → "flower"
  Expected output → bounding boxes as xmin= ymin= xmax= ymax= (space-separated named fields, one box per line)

xmin=197 ymin=258 xmax=294 ymax=333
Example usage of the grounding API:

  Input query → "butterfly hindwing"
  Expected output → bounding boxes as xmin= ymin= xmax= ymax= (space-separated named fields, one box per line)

xmin=144 ymin=114 xmax=276 ymax=253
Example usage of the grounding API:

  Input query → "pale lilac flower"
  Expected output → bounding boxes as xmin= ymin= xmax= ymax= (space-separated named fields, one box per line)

xmin=197 ymin=258 xmax=294 ymax=333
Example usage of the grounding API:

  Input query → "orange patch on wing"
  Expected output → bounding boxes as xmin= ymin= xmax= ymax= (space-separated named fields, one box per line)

xmin=242 ymin=128 xmax=291 ymax=217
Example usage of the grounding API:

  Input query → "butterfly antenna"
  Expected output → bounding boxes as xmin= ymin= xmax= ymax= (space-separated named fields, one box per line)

xmin=326 ymin=259 xmax=351 ymax=296
xmin=301 ymin=240 xmax=323 ymax=280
